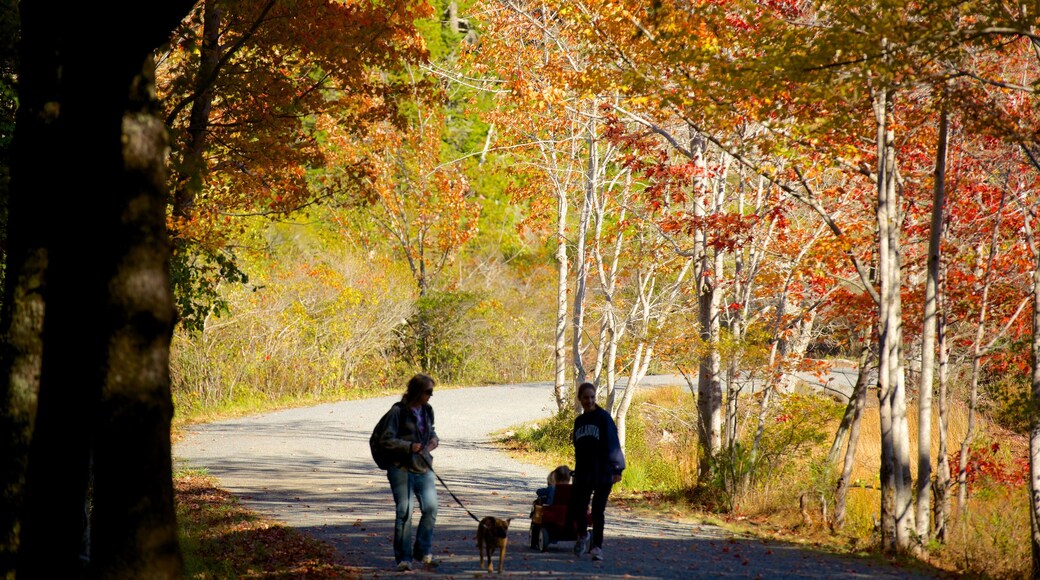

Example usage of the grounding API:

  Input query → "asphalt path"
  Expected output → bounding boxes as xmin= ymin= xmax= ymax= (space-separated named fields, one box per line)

xmin=174 ymin=376 xmax=940 ymax=579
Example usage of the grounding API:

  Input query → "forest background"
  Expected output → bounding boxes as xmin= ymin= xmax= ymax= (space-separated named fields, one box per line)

xmin=0 ymin=0 xmax=1038 ymax=578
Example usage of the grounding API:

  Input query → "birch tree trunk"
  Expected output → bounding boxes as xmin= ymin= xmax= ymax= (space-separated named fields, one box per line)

xmin=827 ymin=329 xmax=873 ymax=465
xmin=833 ymin=339 xmax=874 ymax=530
xmin=614 ymin=341 xmax=652 ymax=449
xmin=1030 ymin=238 xmax=1040 ymax=580
xmin=553 ymin=177 xmax=570 ymax=411
xmin=874 ymin=85 xmax=915 ymax=553
xmin=593 ymin=174 xmax=627 ymax=406
xmin=934 ymin=299 xmax=951 ymax=542
xmin=692 ymin=133 xmax=723 ymax=483
xmin=1021 ymin=198 xmax=1040 ymax=579
xmin=571 ymin=112 xmax=596 ymax=388
xmin=916 ymin=101 xmax=948 ymax=541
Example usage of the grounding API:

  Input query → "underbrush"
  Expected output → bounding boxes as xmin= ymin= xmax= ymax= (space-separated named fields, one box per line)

xmin=499 ymin=385 xmax=1031 ymax=578
xmin=170 ymin=225 xmax=557 ymax=426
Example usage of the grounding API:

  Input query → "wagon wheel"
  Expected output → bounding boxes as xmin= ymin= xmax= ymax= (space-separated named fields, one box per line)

xmin=539 ymin=527 xmax=550 ymax=552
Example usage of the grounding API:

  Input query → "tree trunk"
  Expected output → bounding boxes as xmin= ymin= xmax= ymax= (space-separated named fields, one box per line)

xmin=692 ymin=133 xmax=722 ymax=483
xmin=874 ymin=85 xmax=914 ymax=553
xmin=571 ymin=115 xmax=595 ymax=388
xmin=0 ymin=0 xmax=51 ymax=568
xmin=172 ymin=0 xmax=222 ymax=223
xmin=916 ymin=101 xmax=948 ymax=542
xmin=89 ymin=54 xmax=181 ymax=577
xmin=1024 ymin=202 xmax=1040 ymax=579
xmin=593 ymin=181 xmax=626 ymax=408
xmin=934 ymin=301 xmax=952 ymax=541
xmin=828 ymin=330 xmax=873 ymax=465
xmin=1031 ymin=271 xmax=1040 ymax=580
xmin=833 ymin=340 xmax=874 ymax=530
xmin=725 ymin=358 xmax=740 ymax=450
xmin=614 ymin=341 xmax=652 ymax=450
xmin=553 ymin=177 xmax=569 ymax=411
xmin=13 ymin=2 xmax=190 ymax=576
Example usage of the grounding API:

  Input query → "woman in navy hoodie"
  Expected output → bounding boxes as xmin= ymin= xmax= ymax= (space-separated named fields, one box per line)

xmin=566 ymin=382 xmax=625 ymax=561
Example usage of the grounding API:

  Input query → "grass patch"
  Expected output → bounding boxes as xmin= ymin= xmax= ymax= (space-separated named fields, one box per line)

xmin=492 ymin=407 xmax=576 ymax=470
xmin=175 ymin=469 xmax=358 ymax=579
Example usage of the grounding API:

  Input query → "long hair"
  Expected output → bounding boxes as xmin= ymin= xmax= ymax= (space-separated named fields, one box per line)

xmin=402 ymin=373 xmax=435 ymax=406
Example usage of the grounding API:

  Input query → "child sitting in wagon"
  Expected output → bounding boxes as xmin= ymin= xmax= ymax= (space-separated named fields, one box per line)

xmin=535 ymin=465 xmax=572 ymax=506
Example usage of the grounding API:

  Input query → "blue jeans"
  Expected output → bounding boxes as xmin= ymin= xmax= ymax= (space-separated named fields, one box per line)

xmin=387 ymin=466 xmax=438 ymax=563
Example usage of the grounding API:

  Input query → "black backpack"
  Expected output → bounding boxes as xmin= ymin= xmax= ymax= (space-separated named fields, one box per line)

xmin=369 ymin=403 xmax=401 ymax=470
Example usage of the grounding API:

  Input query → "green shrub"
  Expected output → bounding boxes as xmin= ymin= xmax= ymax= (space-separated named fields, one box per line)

xmin=982 ymin=373 xmax=1032 ymax=435
xmin=501 ymin=408 xmax=575 ymax=466
xmin=621 ymin=387 xmax=699 ymax=493
xmin=393 ymin=289 xmax=480 ymax=383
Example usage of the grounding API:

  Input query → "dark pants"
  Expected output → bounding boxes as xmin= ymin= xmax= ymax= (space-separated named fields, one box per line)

xmin=566 ymin=480 xmax=613 ymax=549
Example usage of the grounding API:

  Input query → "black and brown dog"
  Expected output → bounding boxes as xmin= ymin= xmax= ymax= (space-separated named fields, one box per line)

xmin=477 ymin=515 xmax=511 ymax=573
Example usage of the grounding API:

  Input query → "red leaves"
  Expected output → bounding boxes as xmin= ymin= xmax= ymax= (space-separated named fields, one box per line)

xmin=954 ymin=441 xmax=1029 ymax=487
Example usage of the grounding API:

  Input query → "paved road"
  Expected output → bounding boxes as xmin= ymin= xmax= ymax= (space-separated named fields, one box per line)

xmin=174 ymin=377 xmax=939 ymax=579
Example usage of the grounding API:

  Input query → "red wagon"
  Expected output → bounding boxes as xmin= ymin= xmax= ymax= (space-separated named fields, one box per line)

xmin=528 ymin=483 xmax=589 ymax=552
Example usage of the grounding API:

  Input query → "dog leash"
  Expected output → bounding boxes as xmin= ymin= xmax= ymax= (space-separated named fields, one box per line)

xmin=417 ymin=453 xmax=481 ymax=523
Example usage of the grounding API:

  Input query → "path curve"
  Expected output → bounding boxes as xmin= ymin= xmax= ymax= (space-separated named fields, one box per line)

xmin=174 ymin=379 xmax=938 ymax=579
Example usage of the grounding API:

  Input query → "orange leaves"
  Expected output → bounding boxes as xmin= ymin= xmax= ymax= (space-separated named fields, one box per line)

xmin=160 ymin=0 xmax=434 ymax=250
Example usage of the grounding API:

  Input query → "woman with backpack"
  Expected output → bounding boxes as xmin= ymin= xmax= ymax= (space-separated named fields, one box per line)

xmin=375 ymin=373 xmax=440 ymax=572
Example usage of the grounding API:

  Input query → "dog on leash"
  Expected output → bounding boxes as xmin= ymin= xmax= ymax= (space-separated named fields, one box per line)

xmin=477 ymin=515 xmax=511 ymax=573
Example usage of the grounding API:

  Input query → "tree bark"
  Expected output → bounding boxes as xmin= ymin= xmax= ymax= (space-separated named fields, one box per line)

xmin=571 ymin=113 xmax=595 ymax=388
xmin=1023 ymin=194 xmax=1040 ymax=579
xmin=828 ymin=329 xmax=873 ymax=465
xmin=0 ymin=0 xmax=52 ymax=569
xmin=874 ymin=85 xmax=914 ymax=553
xmin=88 ymin=54 xmax=181 ymax=577
xmin=11 ymin=2 xmax=190 ymax=576
xmin=553 ymin=170 xmax=570 ymax=411
xmin=833 ymin=339 xmax=874 ymax=530
xmin=934 ymin=304 xmax=952 ymax=541
xmin=916 ymin=100 xmax=948 ymax=542
xmin=692 ymin=133 xmax=722 ymax=483
xmin=614 ymin=341 xmax=651 ymax=449
xmin=1031 ymin=261 xmax=1040 ymax=580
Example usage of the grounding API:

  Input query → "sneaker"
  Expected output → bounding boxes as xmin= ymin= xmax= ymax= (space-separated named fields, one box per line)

xmin=419 ymin=554 xmax=440 ymax=568
xmin=573 ymin=533 xmax=588 ymax=558
xmin=395 ymin=561 xmax=412 ymax=572
xmin=590 ymin=547 xmax=604 ymax=561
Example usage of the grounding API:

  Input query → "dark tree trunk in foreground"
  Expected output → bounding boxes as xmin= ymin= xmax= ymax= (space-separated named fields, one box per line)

xmin=0 ymin=0 xmax=49 ymax=567
xmin=3 ymin=2 xmax=192 ymax=577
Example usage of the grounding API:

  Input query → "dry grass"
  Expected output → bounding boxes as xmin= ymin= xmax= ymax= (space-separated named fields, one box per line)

xmin=604 ymin=384 xmax=1026 ymax=577
xmin=849 ymin=399 xmax=972 ymax=484
xmin=727 ymin=396 xmax=1030 ymax=578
